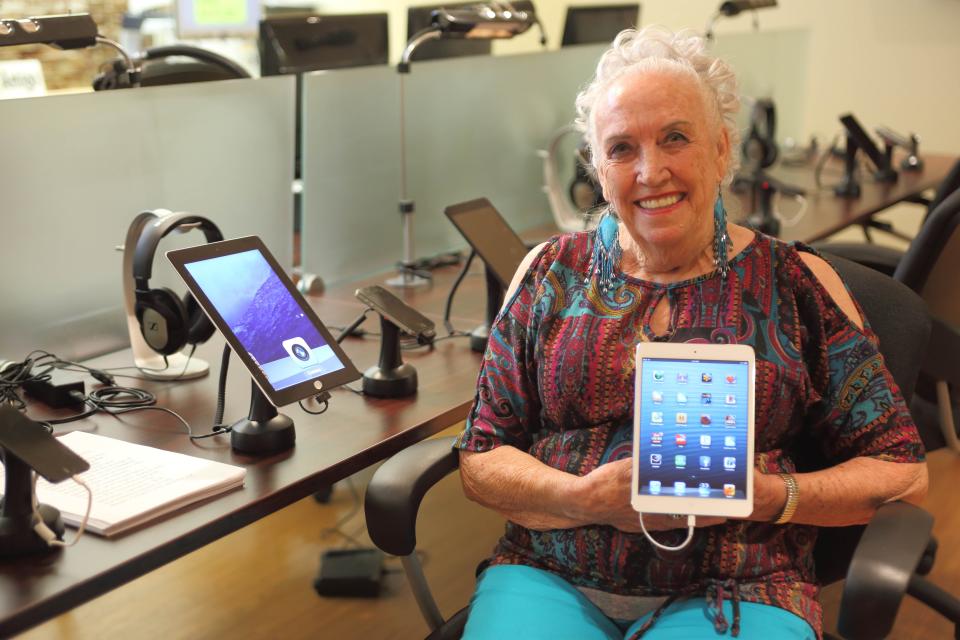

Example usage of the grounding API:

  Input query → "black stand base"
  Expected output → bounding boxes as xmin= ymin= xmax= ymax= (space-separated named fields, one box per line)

xmin=469 ymin=324 xmax=489 ymax=353
xmin=0 ymin=503 xmax=64 ymax=557
xmin=746 ymin=211 xmax=781 ymax=237
xmin=230 ymin=380 xmax=295 ymax=454
xmin=230 ymin=414 xmax=296 ymax=454
xmin=834 ymin=177 xmax=862 ymax=198
xmin=362 ymin=363 xmax=417 ymax=398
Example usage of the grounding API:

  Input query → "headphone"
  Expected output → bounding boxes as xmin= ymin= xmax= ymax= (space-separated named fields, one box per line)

xmin=742 ymin=98 xmax=778 ymax=170
xmin=133 ymin=213 xmax=223 ymax=356
xmin=93 ymin=45 xmax=251 ymax=91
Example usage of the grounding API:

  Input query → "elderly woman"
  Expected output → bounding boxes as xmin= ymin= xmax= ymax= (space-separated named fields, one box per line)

xmin=453 ymin=26 xmax=927 ymax=640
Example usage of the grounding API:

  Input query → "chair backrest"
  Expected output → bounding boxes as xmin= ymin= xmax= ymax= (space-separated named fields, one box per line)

xmin=802 ymin=255 xmax=931 ymax=585
xmin=925 ymin=157 xmax=960 ymax=221
xmin=895 ymin=187 xmax=960 ymax=306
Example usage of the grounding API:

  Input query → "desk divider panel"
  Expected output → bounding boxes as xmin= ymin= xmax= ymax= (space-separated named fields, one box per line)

xmin=299 ymin=30 xmax=807 ymax=286
xmin=300 ymin=45 xmax=606 ymax=285
xmin=0 ymin=76 xmax=296 ymax=360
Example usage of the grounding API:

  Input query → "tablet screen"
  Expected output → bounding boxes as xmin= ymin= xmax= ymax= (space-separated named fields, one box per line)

xmin=444 ymin=198 xmax=529 ymax=288
xmin=635 ymin=356 xmax=751 ymax=502
xmin=168 ymin=237 xmax=360 ymax=406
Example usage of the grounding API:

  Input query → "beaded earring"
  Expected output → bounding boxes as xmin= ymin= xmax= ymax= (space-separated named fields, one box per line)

xmin=586 ymin=208 xmax=621 ymax=292
xmin=713 ymin=189 xmax=732 ymax=279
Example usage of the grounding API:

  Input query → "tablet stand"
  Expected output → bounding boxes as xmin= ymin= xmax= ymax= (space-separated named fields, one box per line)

xmin=835 ymin=134 xmax=863 ymax=198
xmin=0 ymin=449 xmax=65 ymax=557
xmin=230 ymin=380 xmax=296 ymax=454
xmin=470 ymin=267 xmax=504 ymax=353
xmin=362 ymin=315 xmax=417 ymax=398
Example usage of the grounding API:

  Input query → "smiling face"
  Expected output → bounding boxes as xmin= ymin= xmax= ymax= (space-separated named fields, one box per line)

xmin=594 ymin=68 xmax=730 ymax=257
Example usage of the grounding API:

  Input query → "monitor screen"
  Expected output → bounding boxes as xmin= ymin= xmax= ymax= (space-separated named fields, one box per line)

xmin=177 ymin=0 xmax=262 ymax=38
xmin=561 ymin=4 xmax=640 ymax=47
xmin=259 ymin=13 xmax=389 ymax=76
xmin=168 ymin=237 xmax=360 ymax=407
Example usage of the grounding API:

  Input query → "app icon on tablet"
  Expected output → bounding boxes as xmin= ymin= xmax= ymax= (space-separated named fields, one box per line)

xmin=701 ymin=372 xmax=713 ymax=383
xmin=649 ymin=480 xmax=662 ymax=495
xmin=701 ymin=393 xmax=712 ymax=404
xmin=675 ymin=433 xmax=687 ymax=446
xmin=676 ymin=412 xmax=688 ymax=424
xmin=698 ymin=482 xmax=711 ymax=497
xmin=700 ymin=434 xmax=712 ymax=448
xmin=723 ymin=484 xmax=736 ymax=497
xmin=674 ymin=481 xmax=687 ymax=495
xmin=651 ymin=412 xmax=663 ymax=424
xmin=653 ymin=371 xmax=665 ymax=382
xmin=723 ymin=457 xmax=736 ymax=470
xmin=650 ymin=453 xmax=662 ymax=468
xmin=651 ymin=431 xmax=664 ymax=446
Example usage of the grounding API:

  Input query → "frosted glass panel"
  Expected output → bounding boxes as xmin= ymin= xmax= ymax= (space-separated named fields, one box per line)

xmin=301 ymin=45 xmax=606 ymax=284
xmin=0 ymin=76 xmax=295 ymax=360
xmin=710 ymin=29 xmax=810 ymax=143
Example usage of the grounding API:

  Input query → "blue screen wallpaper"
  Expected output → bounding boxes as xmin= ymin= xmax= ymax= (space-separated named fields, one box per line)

xmin=636 ymin=357 xmax=751 ymax=501
xmin=185 ymin=249 xmax=344 ymax=391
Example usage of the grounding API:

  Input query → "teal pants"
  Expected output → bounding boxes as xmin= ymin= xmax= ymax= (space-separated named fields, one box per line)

xmin=462 ymin=565 xmax=816 ymax=640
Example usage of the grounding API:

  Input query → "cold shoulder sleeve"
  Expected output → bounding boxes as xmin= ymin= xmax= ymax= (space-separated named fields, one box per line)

xmin=789 ymin=245 xmax=925 ymax=464
xmin=454 ymin=241 xmax=557 ymax=453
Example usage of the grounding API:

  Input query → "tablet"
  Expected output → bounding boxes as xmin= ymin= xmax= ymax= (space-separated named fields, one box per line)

xmin=167 ymin=236 xmax=360 ymax=407
xmin=631 ymin=342 xmax=755 ymax=518
xmin=444 ymin=198 xmax=530 ymax=288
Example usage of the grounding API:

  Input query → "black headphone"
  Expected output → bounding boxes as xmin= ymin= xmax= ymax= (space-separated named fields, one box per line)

xmin=742 ymin=98 xmax=778 ymax=170
xmin=568 ymin=141 xmax=606 ymax=211
xmin=133 ymin=213 xmax=223 ymax=356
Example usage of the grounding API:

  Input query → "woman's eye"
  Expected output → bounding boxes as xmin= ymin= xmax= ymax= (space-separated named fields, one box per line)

xmin=664 ymin=131 xmax=689 ymax=144
xmin=608 ymin=142 xmax=631 ymax=157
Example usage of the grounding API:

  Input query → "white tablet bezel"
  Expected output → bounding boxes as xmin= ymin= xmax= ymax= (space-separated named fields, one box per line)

xmin=631 ymin=342 xmax=755 ymax=518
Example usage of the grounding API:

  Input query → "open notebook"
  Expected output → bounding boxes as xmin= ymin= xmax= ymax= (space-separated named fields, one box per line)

xmin=4 ymin=431 xmax=246 ymax=537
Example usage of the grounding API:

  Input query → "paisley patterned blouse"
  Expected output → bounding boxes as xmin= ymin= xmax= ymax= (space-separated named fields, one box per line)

xmin=454 ymin=215 xmax=924 ymax=637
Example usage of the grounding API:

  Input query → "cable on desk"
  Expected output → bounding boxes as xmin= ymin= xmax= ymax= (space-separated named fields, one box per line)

xmin=442 ymin=248 xmax=477 ymax=337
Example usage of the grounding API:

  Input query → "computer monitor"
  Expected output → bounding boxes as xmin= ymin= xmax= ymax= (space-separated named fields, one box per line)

xmin=561 ymin=4 xmax=640 ymax=46
xmin=176 ymin=0 xmax=262 ymax=38
xmin=259 ymin=13 xmax=389 ymax=76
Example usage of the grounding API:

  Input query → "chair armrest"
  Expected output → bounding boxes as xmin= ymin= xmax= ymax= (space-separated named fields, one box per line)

xmin=838 ymin=501 xmax=935 ymax=640
xmin=364 ymin=436 xmax=461 ymax=557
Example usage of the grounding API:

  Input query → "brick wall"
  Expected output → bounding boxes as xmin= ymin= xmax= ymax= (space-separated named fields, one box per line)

xmin=0 ymin=1 xmax=127 ymax=91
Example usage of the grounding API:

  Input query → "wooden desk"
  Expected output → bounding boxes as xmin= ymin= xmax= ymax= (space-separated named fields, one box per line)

xmin=0 ymin=271 xmax=486 ymax=638
xmin=728 ymin=153 xmax=955 ymax=243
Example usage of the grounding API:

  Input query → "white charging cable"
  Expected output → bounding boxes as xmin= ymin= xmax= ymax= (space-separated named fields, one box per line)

xmin=638 ymin=513 xmax=697 ymax=552
xmin=31 ymin=472 xmax=93 ymax=547
xmin=773 ymin=192 xmax=808 ymax=228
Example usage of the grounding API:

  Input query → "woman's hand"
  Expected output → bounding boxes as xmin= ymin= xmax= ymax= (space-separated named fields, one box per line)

xmin=575 ymin=458 xmax=726 ymax=533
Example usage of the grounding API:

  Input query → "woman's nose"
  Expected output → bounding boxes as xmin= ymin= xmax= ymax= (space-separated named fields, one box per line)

xmin=635 ymin=149 xmax=669 ymax=186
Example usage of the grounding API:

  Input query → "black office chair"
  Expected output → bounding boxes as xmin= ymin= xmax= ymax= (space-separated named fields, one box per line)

xmin=365 ymin=256 xmax=952 ymax=639
xmin=894 ymin=187 xmax=960 ymax=455
xmin=813 ymin=157 xmax=960 ymax=276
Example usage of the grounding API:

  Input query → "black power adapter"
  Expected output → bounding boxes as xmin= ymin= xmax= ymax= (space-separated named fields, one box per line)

xmin=22 ymin=379 xmax=86 ymax=409
xmin=313 ymin=548 xmax=384 ymax=598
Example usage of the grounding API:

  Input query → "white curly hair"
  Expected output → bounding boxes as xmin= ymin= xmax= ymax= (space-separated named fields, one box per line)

xmin=574 ymin=25 xmax=742 ymax=185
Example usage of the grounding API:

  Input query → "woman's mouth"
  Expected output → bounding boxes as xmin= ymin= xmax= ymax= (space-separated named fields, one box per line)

xmin=635 ymin=193 xmax=685 ymax=210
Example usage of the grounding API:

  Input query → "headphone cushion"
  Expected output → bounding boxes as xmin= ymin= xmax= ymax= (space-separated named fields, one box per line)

xmin=182 ymin=292 xmax=215 ymax=345
xmin=136 ymin=288 xmax=189 ymax=355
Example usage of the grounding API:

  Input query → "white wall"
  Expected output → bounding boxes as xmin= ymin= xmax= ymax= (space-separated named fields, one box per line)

xmin=310 ymin=0 xmax=960 ymax=155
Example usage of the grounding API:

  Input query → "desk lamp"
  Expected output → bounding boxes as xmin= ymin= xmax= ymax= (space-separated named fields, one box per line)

xmin=387 ymin=2 xmax=546 ymax=288
xmin=0 ymin=14 xmax=140 ymax=87
xmin=705 ymin=0 xmax=777 ymax=40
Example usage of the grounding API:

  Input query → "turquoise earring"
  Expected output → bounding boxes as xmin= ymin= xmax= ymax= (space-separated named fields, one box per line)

xmin=713 ymin=189 xmax=731 ymax=279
